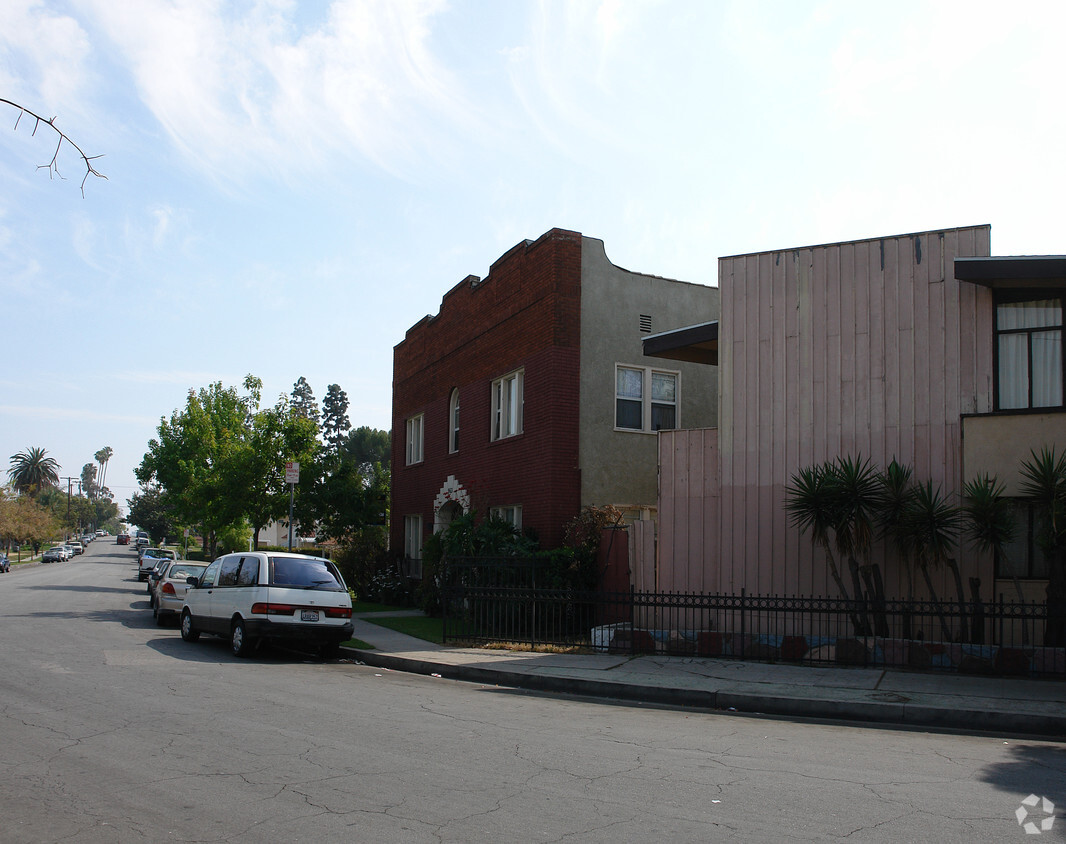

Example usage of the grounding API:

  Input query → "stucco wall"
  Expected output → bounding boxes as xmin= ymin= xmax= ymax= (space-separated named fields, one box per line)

xmin=963 ymin=412 xmax=1066 ymax=494
xmin=578 ymin=236 xmax=720 ymax=511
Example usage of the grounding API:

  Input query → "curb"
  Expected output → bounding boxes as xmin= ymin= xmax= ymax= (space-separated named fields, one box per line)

xmin=341 ymin=646 xmax=1066 ymax=738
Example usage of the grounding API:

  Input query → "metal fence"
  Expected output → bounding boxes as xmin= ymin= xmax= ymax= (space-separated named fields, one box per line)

xmin=440 ymin=561 xmax=1064 ymax=678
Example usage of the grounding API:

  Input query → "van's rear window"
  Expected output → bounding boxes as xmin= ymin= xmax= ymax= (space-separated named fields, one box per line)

xmin=268 ymin=557 xmax=344 ymax=590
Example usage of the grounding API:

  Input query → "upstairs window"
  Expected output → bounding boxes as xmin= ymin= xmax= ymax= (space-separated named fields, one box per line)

xmin=491 ymin=370 xmax=523 ymax=441
xmin=996 ymin=297 xmax=1063 ymax=410
xmin=616 ymin=365 xmax=678 ymax=431
xmin=490 ymin=505 xmax=522 ymax=530
xmin=449 ymin=389 xmax=460 ymax=453
xmin=406 ymin=414 xmax=424 ymax=465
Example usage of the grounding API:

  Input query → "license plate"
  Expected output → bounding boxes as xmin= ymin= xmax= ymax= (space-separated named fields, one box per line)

xmin=301 ymin=610 xmax=319 ymax=622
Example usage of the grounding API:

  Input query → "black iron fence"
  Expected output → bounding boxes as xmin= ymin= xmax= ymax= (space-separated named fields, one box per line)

xmin=440 ymin=559 xmax=1064 ymax=678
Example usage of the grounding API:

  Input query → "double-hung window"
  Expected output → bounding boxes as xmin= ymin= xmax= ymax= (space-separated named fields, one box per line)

xmin=490 ymin=505 xmax=522 ymax=529
xmin=995 ymin=297 xmax=1064 ymax=410
xmin=404 ymin=515 xmax=423 ymax=577
xmin=491 ymin=370 xmax=523 ymax=441
xmin=406 ymin=413 xmax=424 ymax=465
xmin=616 ymin=365 xmax=678 ymax=431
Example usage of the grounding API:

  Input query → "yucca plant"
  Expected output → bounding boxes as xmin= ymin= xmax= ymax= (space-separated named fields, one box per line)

xmin=961 ymin=473 xmax=1018 ymax=644
xmin=1019 ymin=446 xmax=1066 ymax=646
xmin=905 ymin=480 xmax=962 ymax=641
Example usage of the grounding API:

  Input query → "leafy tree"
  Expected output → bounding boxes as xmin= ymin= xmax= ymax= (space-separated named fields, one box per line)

xmin=0 ymin=489 xmax=60 ymax=555
xmin=127 ymin=486 xmax=179 ymax=545
xmin=137 ymin=378 xmax=260 ymax=557
xmin=8 ymin=447 xmax=61 ymax=498
xmin=341 ymin=426 xmax=391 ymax=476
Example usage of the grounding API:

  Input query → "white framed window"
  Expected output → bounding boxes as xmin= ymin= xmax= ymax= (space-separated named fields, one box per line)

xmin=995 ymin=297 xmax=1064 ymax=410
xmin=615 ymin=365 xmax=678 ymax=432
xmin=491 ymin=369 xmax=523 ymax=441
xmin=404 ymin=515 xmax=423 ymax=578
xmin=490 ymin=505 xmax=522 ymax=530
xmin=449 ymin=389 xmax=460 ymax=453
xmin=406 ymin=414 xmax=424 ymax=465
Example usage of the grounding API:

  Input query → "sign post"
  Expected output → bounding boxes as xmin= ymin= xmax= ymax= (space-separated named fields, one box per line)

xmin=285 ymin=461 xmax=300 ymax=551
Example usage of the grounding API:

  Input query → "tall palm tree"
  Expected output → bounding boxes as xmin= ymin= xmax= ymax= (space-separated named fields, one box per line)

xmin=8 ymin=447 xmax=60 ymax=499
xmin=95 ymin=446 xmax=113 ymax=493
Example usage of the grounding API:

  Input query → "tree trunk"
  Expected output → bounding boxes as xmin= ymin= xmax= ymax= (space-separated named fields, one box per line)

xmin=848 ymin=557 xmax=872 ymax=636
xmin=946 ymin=558 xmax=969 ymax=643
xmin=1011 ymin=576 xmax=1030 ymax=646
xmin=860 ymin=564 xmax=891 ymax=637
xmin=919 ymin=563 xmax=954 ymax=642
xmin=968 ymin=577 xmax=985 ymax=645
xmin=822 ymin=545 xmax=866 ymax=636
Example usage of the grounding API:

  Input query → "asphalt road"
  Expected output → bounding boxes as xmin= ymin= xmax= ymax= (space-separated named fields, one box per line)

xmin=1 ymin=541 xmax=1063 ymax=843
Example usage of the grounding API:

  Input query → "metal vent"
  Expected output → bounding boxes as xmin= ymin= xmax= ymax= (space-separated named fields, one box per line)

xmin=639 ymin=314 xmax=653 ymax=334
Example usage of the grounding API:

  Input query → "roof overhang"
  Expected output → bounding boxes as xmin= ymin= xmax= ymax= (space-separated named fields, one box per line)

xmin=642 ymin=320 xmax=718 ymax=365
xmin=955 ymin=256 xmax=1066 ymax=290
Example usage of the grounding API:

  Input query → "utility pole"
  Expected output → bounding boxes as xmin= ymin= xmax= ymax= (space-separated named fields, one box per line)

xmin=61 ymin=476 xmax=77 ymax=525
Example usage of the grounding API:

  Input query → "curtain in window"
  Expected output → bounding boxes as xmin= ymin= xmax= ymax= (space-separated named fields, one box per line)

xmin=997 ymin=300 xmax=1063 ymax=409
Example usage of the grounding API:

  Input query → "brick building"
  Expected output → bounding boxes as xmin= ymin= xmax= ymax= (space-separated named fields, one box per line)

xmin=391 ymin=228 xmax=719 ymax=575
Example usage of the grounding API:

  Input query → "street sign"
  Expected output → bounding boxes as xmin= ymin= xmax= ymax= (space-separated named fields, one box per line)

xmin=285 ymin=461 xmax=300 ymax=484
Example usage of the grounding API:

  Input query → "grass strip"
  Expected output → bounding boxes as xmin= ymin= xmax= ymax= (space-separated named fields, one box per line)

xmin=364 ymin=614 xmax=444 ymax=645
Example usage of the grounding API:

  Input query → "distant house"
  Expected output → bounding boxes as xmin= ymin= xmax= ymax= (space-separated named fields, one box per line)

xmin=646 ymin=225 xmax=1065 ymax=608
xmin=391 ymin=228 xmax=720 ymax=576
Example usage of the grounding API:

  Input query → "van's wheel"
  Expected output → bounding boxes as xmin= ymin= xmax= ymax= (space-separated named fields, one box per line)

xmin=231 ymin=619 xmax=253 ymax=658
xmin=180 ymin=609 xmax=200 ymax=642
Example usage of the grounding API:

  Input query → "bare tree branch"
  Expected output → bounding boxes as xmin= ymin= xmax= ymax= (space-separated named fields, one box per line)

xmin=2 ymin=97 xmax=107 ymax=196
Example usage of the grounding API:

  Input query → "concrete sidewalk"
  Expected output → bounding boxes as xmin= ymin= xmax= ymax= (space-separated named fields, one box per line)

xmin=342 ymin=613 xmax=1066 ymax=738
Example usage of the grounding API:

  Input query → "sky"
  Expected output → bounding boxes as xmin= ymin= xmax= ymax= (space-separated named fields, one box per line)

xmin=3 ymin=0 xmax=1065 ymax=516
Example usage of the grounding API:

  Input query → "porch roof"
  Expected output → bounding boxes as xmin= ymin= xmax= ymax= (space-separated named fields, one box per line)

xmin=955 ymin=256 xmax=1066 ymax=290
xmin=642 ymin=320 xmax=719 ymax=365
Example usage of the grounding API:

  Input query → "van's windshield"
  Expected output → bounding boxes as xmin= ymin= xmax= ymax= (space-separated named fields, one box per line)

xmin=268 ymin=556 xmax=345 ymax=590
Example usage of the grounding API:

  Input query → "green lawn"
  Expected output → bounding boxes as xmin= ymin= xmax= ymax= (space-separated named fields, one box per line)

xmin=341 ymin=638 xmax=376 ymax=650
xmin=363 ymin=615 xmax=444 ymax=645
xmin=352 ymin=600 xmax=414 ymax=614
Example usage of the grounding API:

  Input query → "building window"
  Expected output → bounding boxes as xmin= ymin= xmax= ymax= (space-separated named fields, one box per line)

xmin=404 ymin=515 xmax=423 ymax=579
xmin=490 ymin=505 xmax=522 ymax=529
xmin=491 ymin=369 xmax=523 ymax=441
xmin=406 ymin=414 xmax=424 ymax=465
xmin=615 ymin=365 xmax=678 ymax=432
xmin=996 ymin=500 xmax=1051 ymax=579
xmin=449 ymin=389 xmax=460 ymax=453
xmin=995 ymin=297 xmax=1064 ymax=410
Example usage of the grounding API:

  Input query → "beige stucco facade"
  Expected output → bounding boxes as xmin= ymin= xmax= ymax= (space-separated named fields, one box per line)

xmin=577 ymin=237 xmax=720 ymax=514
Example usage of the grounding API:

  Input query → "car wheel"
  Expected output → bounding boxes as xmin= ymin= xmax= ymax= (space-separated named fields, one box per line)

xmin=155 ymin=608 xmax=168 ymax=627
xmin=230 ymin=619 xmax=253 ymax=658
xmin=180 ymin=610 xmax=200 ymax=642
xmin=148 ymin=592 xmax=155 ymax=608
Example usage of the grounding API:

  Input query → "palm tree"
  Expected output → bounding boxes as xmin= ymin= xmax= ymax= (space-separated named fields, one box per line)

xmin=95 ymin=446 xmax=113 ymax=493
xmin=8 ymin=447 xmax=60 ymax=499
xmin=1018 ymin=446 xmax=1066 ymax=646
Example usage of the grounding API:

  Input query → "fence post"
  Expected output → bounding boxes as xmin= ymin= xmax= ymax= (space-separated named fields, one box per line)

xmin=740 ymin=587 xmax=746 ymax=660
xmin=530 ymin=555 xmax=536 ymax=651
xmin=630 ymin=585 xmax=636 ymax=656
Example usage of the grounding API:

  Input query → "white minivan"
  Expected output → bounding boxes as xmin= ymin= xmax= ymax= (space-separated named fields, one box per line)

xmin=180 ymin=552 xmax=354 ymax=658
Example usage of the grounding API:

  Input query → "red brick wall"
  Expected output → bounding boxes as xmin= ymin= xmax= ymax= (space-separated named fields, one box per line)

xmin=391 ymin=229 xmax=583 ymax=555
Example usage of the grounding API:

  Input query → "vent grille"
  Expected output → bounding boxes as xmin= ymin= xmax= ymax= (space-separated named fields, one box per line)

xmin=639 ymin=314 xmax=653 ymax=334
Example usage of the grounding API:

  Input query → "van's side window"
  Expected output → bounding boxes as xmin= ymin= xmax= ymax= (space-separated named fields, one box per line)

xmin=237 ymin=557 xmax=260 ymax=586
xmin=218 ymin=555 xmax=241 ymax=586
xmin=200 ymin=559 xmax=222 ymax=588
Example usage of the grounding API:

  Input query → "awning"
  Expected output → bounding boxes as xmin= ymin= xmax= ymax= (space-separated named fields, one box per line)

xmin=955 ymin=256 xmax=1066 ymax=290
xmin=642 ymin=320 xmax=718 ymax=365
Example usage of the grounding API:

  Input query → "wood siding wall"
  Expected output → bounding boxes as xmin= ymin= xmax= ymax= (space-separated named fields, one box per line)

xmin=660 ymin=225 xmax=994 ymax=599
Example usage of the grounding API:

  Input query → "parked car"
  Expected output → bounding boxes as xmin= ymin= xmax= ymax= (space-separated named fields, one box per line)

xmin=153 ymin=561 xmax=207 ymax=626
xmin=135 ymin=531 xmax=150 ymax=549
xmin=139 ymin=548 xmax=176 ymax=582
xmin=66 ymin=540 xmax=84 ymax=556
xmin=0 ymin=553 xmax=9 ymax=573
xmin=43 ymin=546 xmax=66 ymax=563
xmin=117 ymin=533 xmax=130 ymax=545
xmin=81 ymin=533 xmax=94 ymax=545
xmin=180 ymin=552 xmax=354 ymax=658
